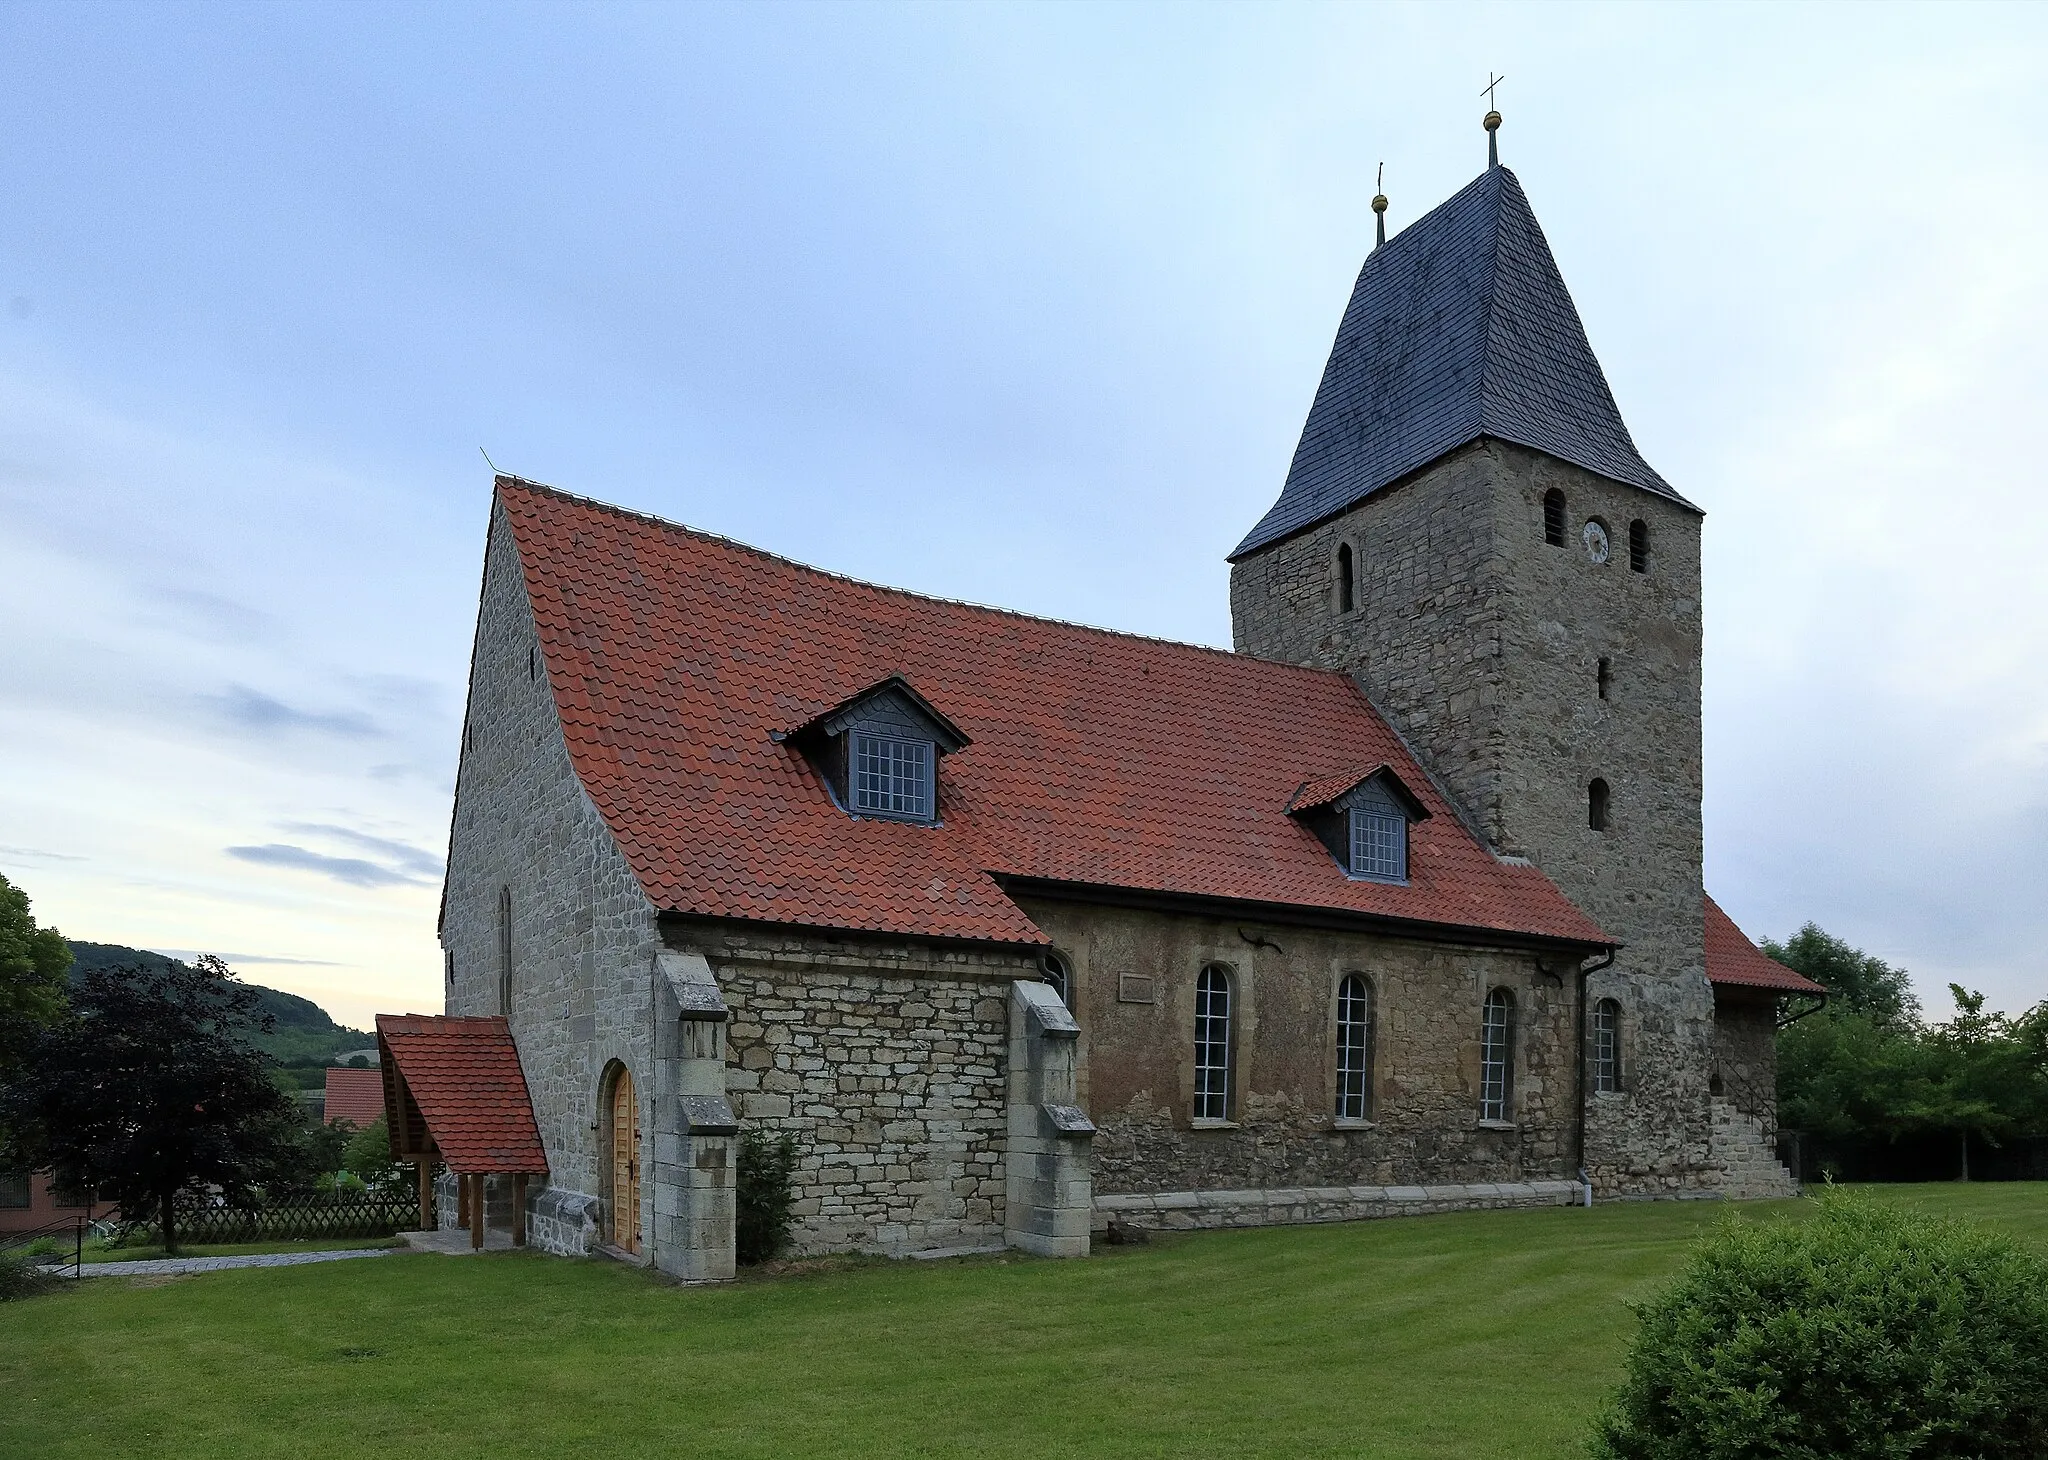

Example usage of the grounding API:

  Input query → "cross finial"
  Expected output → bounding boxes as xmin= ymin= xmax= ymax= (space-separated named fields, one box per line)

xmin=1371 ymin=161 xmax=1389 ymax=248
xmin=1481 ymin=73 xmax=1505 ymax=168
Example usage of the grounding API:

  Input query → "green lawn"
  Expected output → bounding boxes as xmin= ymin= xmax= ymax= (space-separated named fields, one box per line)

xmin=4 ymin=1184 xmax=2043 ymax=1459
xmin=79 ymin=1236 xmax=403 ymax=1264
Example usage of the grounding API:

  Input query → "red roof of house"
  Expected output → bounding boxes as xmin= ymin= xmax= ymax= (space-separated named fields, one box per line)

xmin=1704 ymin=894 xmax=1826 ymax=995
xmin=375 ymin=1015 xmax=548 ymax=1174
xmin=322 ymin=1066 xmax=385 ymax=1129
xmin=499 ymin=478 xmax=1611 ymax=951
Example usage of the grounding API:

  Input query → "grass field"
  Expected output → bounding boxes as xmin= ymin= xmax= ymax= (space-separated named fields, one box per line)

xmin=4 ymin=1184 xmax=2043 ymax=1459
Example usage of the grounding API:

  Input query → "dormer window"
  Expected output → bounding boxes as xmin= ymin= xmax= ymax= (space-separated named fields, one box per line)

xmin=1287 ymin=764 xmax=1430 ymax=885
xmin=851 ymin=731 xmax=932 ymax=820
xmin=778 ymin=673 xmax=969 ymax=827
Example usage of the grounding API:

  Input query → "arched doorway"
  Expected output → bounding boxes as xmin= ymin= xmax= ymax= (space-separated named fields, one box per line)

xmin=603 ymin=1064 xmax=641 ymax=1255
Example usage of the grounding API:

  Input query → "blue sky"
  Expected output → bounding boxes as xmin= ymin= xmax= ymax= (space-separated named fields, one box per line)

xmin=2 ymin=2 xmax=2043 ymax=1028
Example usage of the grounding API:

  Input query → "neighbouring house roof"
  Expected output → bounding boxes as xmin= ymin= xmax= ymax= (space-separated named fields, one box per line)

xmin=495 ymin=476 xmax=1611 ymax=952
xmin=1704 ymin=894 xmax=1826 ymax=996
xmin=1232 ymin=166 xmax=1692 ymax=561
xmin=375 ymin=1015 xmax=548 ymax=1174
xmin=322 ymin=1066 xmax=385 ymax=1130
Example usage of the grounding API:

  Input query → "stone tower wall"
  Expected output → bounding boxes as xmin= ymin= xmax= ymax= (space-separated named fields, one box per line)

xmin=441 ymin=499 xmax=664 ymax=1247
xmin=1229 ymin=440 xmax=1715 ymax=1195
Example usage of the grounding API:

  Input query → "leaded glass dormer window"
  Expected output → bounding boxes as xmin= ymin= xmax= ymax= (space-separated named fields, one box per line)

xmin=851 ymin=731 xmax=932 ymax=820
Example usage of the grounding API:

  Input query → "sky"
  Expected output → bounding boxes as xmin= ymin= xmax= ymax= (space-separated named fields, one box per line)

xmin=2 ymin=2 xmax=2044 ymax=1030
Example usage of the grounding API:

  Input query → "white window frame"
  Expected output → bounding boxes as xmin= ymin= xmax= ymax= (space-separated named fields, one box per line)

xmin=1592 ymin=998 xmax=1621 ymax=1094
xmin=1480 ymin=988 xmax=1515 ymax=1121
xmin=1335 ymin=973 xmax=1372 ymax=1120
xmin=1194 ymin=966 xmax=1233 ymax=1121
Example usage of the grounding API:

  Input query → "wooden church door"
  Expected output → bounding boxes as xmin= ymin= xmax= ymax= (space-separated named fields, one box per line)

xmin=610 ymin=1068 xmax=641 ymax=1253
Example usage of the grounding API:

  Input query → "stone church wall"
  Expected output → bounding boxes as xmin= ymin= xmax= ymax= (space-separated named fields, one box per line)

xmin=1016 ymin=896 xmax=1577 ymax=1197
xmin=441 ymin=500 xmax=664 ymax=1252
xmin=1228 ymin=441 xmax=1716 ymax=1199
xmin=672 ymin=919 xmax=1038 ymax=1256
xmin=1711 ymin=989 xmax=1779 ymax=1133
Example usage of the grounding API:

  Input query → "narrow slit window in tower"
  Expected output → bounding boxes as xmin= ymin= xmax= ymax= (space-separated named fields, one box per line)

xmin=1588 ymin=778 xmax=1611 ymax=831
xmin=1543 ymin=489 xmax=1567 ymax=546
xmin=1336 ymin=543 xmax=1354 ymax=614
xmin=1597 ymin=657 xmax=1612 ymax=701
xmin=1628 ymin=520 xmax=1649 ymax=573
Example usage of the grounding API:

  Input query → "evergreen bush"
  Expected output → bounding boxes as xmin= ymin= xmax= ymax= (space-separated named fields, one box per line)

xmin=1592 ymin=1190 xmax=2048 ymax=1459
xmin=735 ymin=1128 xmax=799 ymax=1266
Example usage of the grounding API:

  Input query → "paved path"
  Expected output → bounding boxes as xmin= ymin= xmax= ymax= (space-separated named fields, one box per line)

xmin=74 ymin=1247 xmax=395 ymax=1277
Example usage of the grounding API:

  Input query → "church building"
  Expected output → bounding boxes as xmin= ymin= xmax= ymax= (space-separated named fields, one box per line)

xmin=392 ymin=130 xmax=1824 ymax=1280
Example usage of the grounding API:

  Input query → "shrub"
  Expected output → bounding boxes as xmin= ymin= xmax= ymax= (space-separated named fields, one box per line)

xmin=1592 ymin=1190 xmax=2048 ymax=1459
xmin=0 ymin=1251 xmax=61 ymax=1301
xmin=735 ymin=1128 xmax=799 ymax=1266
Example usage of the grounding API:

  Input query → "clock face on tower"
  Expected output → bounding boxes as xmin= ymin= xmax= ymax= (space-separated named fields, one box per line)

xmin=1582 ymin=520 xmax=1611 ymax=565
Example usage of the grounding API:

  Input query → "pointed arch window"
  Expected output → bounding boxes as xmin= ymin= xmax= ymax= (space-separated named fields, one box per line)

xmin=1194 ymin=965 xmax=1233 ymax=1121
xmin=1336 ymin=974 xmax=1373 ymax=1120
xmin=1041 ymin=950 xmax=1072 ymax=1008
xmin=1336 ymin=542 xmax=1355 ymax=614
xmin=1592 ymin=998 xmax=1621 ymax=1093
xmin=1543 ymin=489 xmax=1567 ymax=547
xmin=1480 ymin=988 xmax=1515 ymax=1121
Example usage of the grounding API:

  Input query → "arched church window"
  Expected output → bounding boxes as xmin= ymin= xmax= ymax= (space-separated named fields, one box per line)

xmin=1042 ymin=949 xmax=1072 ymax=1007
xmin=1592 ymin=998 xmax=1622 ymax=1093
xmin=1480 ymin=988 xmax=1515 ymax=1121
xmin=1628 ymin=520 xmax=1649 ymax=574
xmin=1588 ymin=778 xmax=1611 ymax=832
xmin=1336 ymin=543 xmax=1355 ymax=614
xmin=498 ymin=885 xmax=514 ymax=1015
xmin=1194 ymin=965 xmax=1233 ymax=1121
xmin=1543 ymin=489 xmax=1567 ymax=547
xmin=1335 ymin=973 xmax=1373 ymax=1120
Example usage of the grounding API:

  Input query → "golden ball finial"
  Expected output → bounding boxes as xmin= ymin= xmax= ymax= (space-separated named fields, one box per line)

xmin=1483 ymin=110 xmax=1502 ymax=132
xmin=1372 ymin=193 xmax=1388 ymax=214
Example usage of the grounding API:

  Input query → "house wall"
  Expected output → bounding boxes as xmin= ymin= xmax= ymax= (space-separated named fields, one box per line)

xmin=1015 ymin=896 xmax=1576 ymax=1194
xmin=441 ymin=498 xmax=663 ymax=1253
xmin=1229 ymin=441 xmax=1716 ymax=1197
xmin=675 ymin=918 xmax=1038 ymax=1257
xmin=1712 ymin=989 xmax=1779 ymax=1132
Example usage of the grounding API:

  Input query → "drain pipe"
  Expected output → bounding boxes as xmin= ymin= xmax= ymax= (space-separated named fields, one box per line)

xmin=1575 ymin=948 xmax=1616 ymax=1208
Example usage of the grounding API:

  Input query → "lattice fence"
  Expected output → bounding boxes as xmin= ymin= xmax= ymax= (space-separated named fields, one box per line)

xmin=127 ymin=1191 xmax=420 ymax=1245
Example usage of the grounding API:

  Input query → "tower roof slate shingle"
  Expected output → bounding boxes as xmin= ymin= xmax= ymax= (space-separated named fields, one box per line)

xmin=496 ymin=478 xmax=1612 ymax=952
xmin=1232 ymin=166 xmax=1694 ymax=560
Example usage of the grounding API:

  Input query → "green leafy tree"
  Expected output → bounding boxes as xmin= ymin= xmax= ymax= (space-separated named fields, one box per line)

xmin=1763 ymin=923 xmax=1919 ymax=1027
xmin=342 ymin=1115 xmax=404 ymax=1194
xmin=0 ymin=874 xmax=71 ymax=1084
xmin=0 ymin=954 xmax=293 ymax=1252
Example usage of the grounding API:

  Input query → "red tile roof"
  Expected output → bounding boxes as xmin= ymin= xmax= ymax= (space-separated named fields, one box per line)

xmin=322 ymin=1066 xmax=385 ymax=1129
xmin=376 ymin=1015 xmax=549 ymax=1174
xmin=499 ymin=478 xmax=1611 ymax=951
xmin=1704 ymin=894 xmax=1826 ymax=995
xmin=1286 ymin=764 xmax=1428 ymax=818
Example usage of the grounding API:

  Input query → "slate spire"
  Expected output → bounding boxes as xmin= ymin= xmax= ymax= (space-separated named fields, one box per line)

xmin=1231 ymin=166 xmax=1692 ymax=561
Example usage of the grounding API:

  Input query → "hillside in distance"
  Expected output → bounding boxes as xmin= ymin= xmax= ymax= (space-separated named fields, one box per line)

xmin=66 ymin=941 xmax=373 ymax=1089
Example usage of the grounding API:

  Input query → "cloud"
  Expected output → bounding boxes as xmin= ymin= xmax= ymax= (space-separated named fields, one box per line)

xmin=204 ymin=685 xmax=379 ymax=740
xmin=152 ymin=948 xmax=345 ymax=967
xmin=0 ymin=845 xmax=88 ymax=865
xmin=226 ymin=842 xmax=424 ymax=888
xmin=279 ymin=822 xmax=444 ymax=879
xmin=150 ymin=586 xmax=275 ymax=645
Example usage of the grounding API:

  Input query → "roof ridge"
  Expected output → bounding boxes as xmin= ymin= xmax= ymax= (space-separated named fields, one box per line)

xmin=496 ymin=474 xmax=1352 ymax=682
xmin=1474 ymin=167 xmax=1509 ymax=429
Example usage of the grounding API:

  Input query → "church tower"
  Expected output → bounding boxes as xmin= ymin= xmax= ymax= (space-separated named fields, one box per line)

xmin=1228 ymin=140 xmax=1714 ymax=1192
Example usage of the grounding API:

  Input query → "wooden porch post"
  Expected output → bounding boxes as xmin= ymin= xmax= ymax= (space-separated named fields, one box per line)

xmin=512 ymin=1173 xmax=527 ymax=1248
xmin=417 ymin=1156 xmax=434 ymax=1231
xmin=468 ymin=1173 xmax=485 ymax=1251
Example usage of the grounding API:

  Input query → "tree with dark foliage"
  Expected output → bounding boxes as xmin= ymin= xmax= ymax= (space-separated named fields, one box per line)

xmin=0 ymin=954 xmax=292 ymax=1252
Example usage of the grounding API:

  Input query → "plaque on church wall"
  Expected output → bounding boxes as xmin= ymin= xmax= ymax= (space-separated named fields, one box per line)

xmin=1117 ymin=973 xmax=1155 ymax=1004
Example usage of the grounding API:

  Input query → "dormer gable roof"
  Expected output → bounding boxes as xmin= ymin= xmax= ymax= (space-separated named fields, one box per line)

xmin=779 ymin=673 xmax=971 ymax=754
xmin=1287 ymin=764 xmax=1431 ymax=821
